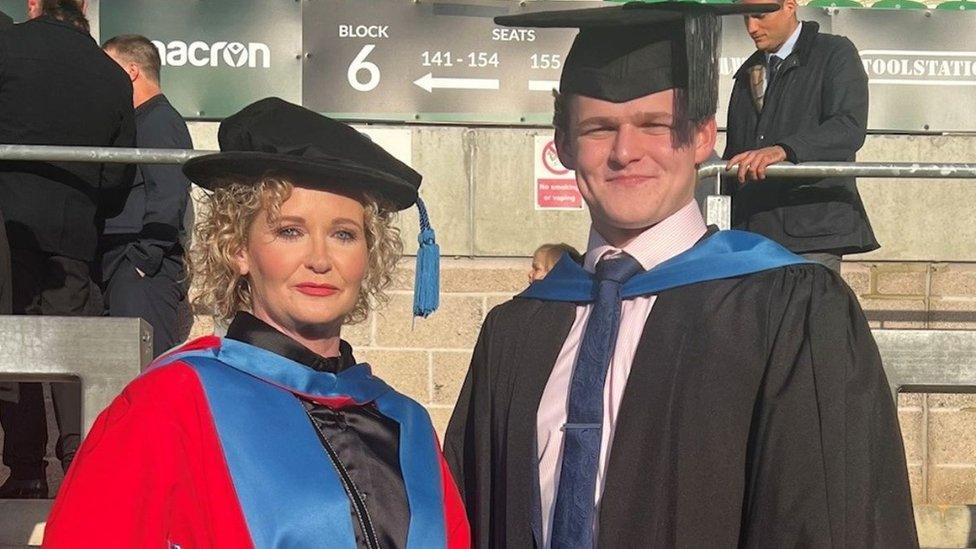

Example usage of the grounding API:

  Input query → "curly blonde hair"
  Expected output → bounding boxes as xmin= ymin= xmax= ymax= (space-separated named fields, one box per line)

xmin=189 ymin=174 xmax=403 ymax=325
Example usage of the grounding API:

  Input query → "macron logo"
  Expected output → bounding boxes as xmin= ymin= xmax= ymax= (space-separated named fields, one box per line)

xmin=152 ymin=40 xmax=271 ymax=69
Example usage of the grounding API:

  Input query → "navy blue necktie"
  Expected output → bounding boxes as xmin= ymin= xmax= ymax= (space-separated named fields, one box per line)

xmin=550 ymin=253 xmax=644 ymax=549
xmin=767 ymin=55 xmax=784 ymax=88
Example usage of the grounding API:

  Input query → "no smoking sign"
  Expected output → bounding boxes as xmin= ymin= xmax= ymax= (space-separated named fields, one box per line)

xmin=534 ymin=136 xmax=582 ymax=210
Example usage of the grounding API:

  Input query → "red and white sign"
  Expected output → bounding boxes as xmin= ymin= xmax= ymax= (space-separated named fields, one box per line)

xmin=534 ymin=135 xmax=582 ymax=210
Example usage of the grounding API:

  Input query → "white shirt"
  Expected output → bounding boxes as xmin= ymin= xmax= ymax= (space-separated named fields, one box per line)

xmin=535 ymin=201 xmax=708 ymax=548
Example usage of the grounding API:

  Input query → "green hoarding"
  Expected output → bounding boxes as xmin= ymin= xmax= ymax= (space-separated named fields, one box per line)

xmin=0 ymin=0 xmax=26 ymax=23
xmin=100 ymin=0 xmax=301 ymax=119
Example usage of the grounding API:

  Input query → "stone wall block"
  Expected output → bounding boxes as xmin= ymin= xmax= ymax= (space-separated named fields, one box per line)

xmin=375 ymin=294 xmax=484 ymax=349
xmin=432 ymin=351 xmax=473 ymax=406
xmin=428 ymin=407 xmax=454 ymax=440
xmin=928 ymin=466 xmax=976 ymax=505
xmin=931 ymin=264 xmax=976 ymax=298
xmin=360 ymin=349 xmax=431 ymax=404
xmin=342 ymin=316 xmax=373 ymax=348
xmin=874 ymin=264 xmax=928 ymax=297
xmin=840 ymin=263 xmax=872 ymax=297
xmin=928 ymin=409 xmax=976 ymax=464
xmin=899 ymin=410 xmax=924 ymax=463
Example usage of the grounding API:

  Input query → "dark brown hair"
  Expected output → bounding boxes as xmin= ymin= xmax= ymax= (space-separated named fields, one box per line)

xmin=40 ymin=0 xmax=88 ymax=32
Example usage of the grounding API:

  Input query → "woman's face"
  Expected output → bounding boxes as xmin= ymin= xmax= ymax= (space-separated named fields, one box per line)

xmin=235 ymin=186 xmax=368 ymax=337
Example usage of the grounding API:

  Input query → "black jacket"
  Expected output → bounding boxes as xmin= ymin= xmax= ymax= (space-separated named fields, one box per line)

xmin=102 ymin=94 xmax=192 ymax=279
xmin=724 ymin=22 xmax=878 ymax=255
xmin=0 ymin=16 xmax=135 ymax=261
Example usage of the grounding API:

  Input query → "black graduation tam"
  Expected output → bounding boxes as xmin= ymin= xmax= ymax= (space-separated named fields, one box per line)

xmin=183 ymin=97 xmax=420 ymax=211
xmin=495 ymin=2 xmax=779 ymax=121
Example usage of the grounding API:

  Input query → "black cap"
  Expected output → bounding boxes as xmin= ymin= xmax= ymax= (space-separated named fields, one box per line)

xmin=495 ymin=2 xmax=779 ymax=121
xmin=183 ymin=97 xmax=421 ymax=210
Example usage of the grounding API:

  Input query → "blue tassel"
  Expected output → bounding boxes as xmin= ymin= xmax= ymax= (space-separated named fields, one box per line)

xmin=413 ymin=197 xmax=440 ymax=318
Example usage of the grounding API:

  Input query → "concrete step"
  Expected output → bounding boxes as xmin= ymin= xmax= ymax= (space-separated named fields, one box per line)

xmin=0 ymin=500 xmax=50 ymax=547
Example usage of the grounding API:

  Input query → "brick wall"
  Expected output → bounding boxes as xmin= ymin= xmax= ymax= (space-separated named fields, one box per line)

xmin=848 ymin=262 xmax=976 ymax=505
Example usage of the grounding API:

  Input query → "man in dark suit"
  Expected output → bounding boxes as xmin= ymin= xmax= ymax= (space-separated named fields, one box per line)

xmin=100 ymin=34 xmax=192 ymax=358
xmin=723 ymin=0 xmax=877 ymax=271
xmin=0 ymin=0 xmax=135 ymax=498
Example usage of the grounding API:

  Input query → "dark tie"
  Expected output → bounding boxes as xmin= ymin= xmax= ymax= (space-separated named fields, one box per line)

xmin=767 ymin=55 xmax=784 ymax=88
xmin=550 ymin=253 xmax=644 ymax=549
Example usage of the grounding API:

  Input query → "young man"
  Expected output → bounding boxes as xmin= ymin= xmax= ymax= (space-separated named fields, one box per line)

xmin=445 ymin=3 xmax=917 ymax=548
xmin=724 ymin=0 xmax=876 ymax=270
xmin=101 ymin=34 xmax=193 ymax=358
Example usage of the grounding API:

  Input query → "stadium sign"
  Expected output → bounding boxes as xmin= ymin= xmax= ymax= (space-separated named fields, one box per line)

xmin=99 ymin=1 xmax=976 ymax=131
xmin=860 ymin=50 xmax=976 ymax=86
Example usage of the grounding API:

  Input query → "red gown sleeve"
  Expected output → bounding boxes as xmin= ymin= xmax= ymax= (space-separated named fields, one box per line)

xmin=439 ymin=446 xmax=472 ymax=549
xmin=44 ymin=362 xmax=252 ymax=549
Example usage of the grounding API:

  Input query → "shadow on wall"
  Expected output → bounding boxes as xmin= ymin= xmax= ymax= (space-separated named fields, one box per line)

xmin=866 ymin=309 xmax=976 ymax=327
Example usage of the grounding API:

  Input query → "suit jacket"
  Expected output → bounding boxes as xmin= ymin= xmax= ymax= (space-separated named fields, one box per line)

xmin=724 ymin=21 xmax=878 ymax=256
xmin=101 ymin=94 xmax=192 ymax=279
xmin=0 ymin=16 xmax=135 ymax=261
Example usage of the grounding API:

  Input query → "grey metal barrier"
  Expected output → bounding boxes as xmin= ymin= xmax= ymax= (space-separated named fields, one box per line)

xmin=696 ymin=160 xmax=976 ymax=229
xmin=0 ymin=316 xmax=152 ymax=434
xmin=874 ymin=329 xmax=976 ymax=403
xmin=0 ymin=316 xmax=150 ymax=546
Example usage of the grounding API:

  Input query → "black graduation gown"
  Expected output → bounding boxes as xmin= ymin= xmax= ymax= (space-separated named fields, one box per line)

xmin=445 ymin=263 xmax=918 ymax=548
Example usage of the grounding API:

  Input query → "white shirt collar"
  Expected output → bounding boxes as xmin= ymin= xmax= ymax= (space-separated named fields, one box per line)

xmin=767 ymin=22 xmax=802 ymax=62
xmin=583 ymin=200 xmax=707 ymax=273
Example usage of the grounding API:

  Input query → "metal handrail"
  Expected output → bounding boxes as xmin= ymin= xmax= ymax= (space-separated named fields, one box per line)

xmin=698 ymin=159 xmax=976 ymax=179
xmin=0 ymin=144 xmax=215 ymax=164
xmin=695 ymin=159 xmax=976 ymax=228
xmin=2 ymin=145 xmax=975 ymax=178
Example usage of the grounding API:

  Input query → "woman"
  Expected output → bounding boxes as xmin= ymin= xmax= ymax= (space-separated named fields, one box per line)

xmin=44 ymin=98 xmax=469 ymax=548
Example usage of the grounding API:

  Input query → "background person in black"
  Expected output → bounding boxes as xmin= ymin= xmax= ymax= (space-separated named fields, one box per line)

xmin=723 ymin=0 xmax=877 ymax=271
xmin=101 ymin=34 xmax=193 ymax=358
xmin=0 ymin=0 xmax=135 ymax=498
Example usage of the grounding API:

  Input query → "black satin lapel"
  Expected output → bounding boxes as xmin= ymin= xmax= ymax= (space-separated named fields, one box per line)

xmin=509 ymin=300 xmax=576 ymax=548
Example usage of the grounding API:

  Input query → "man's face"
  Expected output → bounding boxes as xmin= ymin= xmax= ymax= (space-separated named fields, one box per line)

xmin=741 ymin=0 xmax=797 ymax=53
xmin=556 ymin=89 xmax=715 ymax=240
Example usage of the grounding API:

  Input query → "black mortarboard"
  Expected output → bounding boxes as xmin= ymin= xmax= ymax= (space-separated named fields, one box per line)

xmin=183 ymin=97 xmax=420 ymax=210
xmin=495 ymin=2 xmax=779 ymax=121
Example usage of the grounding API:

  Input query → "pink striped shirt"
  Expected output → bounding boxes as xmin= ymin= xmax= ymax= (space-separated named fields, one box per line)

xmin=536 ymin=200 xmax=708 ymax=547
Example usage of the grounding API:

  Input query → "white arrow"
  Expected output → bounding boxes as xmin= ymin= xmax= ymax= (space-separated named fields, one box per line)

xmin=528 ymin=80 xmax=559 ymax=92
xmin=413 ymin=73 xmax=500 ymax=93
